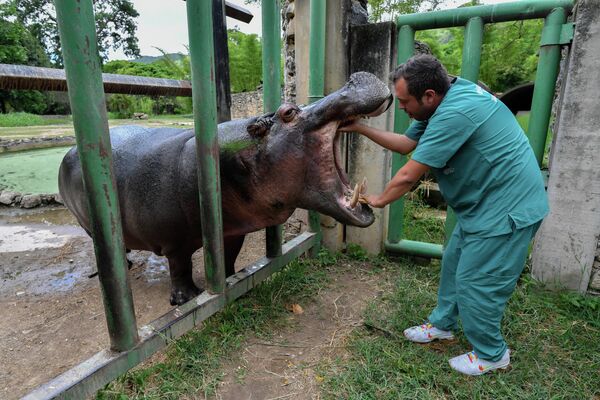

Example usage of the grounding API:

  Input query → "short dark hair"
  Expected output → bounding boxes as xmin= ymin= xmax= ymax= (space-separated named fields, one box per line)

xmin=391 ymin=54 xmax=451 ymax=99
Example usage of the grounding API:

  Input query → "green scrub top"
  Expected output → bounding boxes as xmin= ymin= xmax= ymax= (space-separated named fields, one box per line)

xmin=405 ymin=77 xmax=549 ymax=237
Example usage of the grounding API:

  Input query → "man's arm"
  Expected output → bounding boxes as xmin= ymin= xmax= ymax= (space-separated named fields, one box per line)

xmin=339 ymin=122 xmax=417 ymax=155
xmin=367 ymin=159 xmax=430 ymax=208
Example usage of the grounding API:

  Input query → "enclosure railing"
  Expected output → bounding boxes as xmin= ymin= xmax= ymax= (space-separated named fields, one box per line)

xmin=386 ymin=0 xmax=574 ymax=259
xmin=18 ymin=0 xmax=323 ymax=398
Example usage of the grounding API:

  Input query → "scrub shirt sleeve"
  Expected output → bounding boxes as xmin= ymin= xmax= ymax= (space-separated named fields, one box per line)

xmin=404 ymin=120 xmax=427 ymax=141
xmin=411 ymin=111 xmax=478 ymax=168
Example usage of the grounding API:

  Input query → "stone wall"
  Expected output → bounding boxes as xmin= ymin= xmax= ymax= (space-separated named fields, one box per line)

xmin=230 ymin=90 xmax=263 ymax=119
xmin=282 ymin=0 xmax=296 ymax=103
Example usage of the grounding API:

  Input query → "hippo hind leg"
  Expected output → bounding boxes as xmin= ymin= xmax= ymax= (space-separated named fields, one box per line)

xmin=166 ymin=251 xmax=201 ymax=306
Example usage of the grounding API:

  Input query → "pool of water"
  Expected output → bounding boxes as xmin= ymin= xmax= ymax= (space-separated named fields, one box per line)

xmin=0 ymin=146 xmax=72 ymax=194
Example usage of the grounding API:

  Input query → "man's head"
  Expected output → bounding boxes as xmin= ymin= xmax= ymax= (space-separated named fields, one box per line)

xmin=391 ymin=54 xmax=450 ymax=121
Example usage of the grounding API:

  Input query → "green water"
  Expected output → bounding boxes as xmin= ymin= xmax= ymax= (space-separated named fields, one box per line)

xmin=0 ymin=146 xmax=72 ymax=194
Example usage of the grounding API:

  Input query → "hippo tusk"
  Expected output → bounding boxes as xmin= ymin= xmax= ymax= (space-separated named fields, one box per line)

xmin=350 ymin=183 xmax=360 ymax=208
xmin=360 ymin=177 xmax=367 ymax=194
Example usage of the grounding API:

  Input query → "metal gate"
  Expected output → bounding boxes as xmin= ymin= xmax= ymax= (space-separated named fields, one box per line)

xmin=15 ymin=0 xmax=327 ymax=398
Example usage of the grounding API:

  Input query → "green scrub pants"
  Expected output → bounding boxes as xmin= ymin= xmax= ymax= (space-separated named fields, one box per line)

xmin=428 ymin=221 xmax=541 ymax=362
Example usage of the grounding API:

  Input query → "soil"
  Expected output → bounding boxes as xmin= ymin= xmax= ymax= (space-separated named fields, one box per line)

xmin=212 ymin=264 xmax=384 ymax=400
xmin=0 ymin=206 xmax=308 ymax=399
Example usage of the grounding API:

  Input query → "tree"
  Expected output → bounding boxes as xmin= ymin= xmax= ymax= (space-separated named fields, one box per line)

xmin=0 ymin=2 xmax=51 ymax=113
xmin=368 ymin=0 xmax=444 ymax=23
xmin=416 ymin=19 xmax=543 ymax=92
xmin=9 ymin=0 xmax=140 ymax=65
xmin=228 ymin=29 xmax=262 ymax=93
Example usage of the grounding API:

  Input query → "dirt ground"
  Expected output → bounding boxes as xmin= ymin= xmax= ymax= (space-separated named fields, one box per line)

xmin=0 ymin=206 xmax=308 ymax=399
xmin=212 ymin=263 xmax=383 ymax=400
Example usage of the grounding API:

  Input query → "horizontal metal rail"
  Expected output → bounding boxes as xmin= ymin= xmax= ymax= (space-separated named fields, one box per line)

xmin=396 ymin=0 xmax=573 ymax=30
xmin=0 ymin=64 xmax=192 ymax=96
xmin=385 ymin=240 xmax=443 ymax=259
xmin=23 ymin=231 xmax=317 ymax=400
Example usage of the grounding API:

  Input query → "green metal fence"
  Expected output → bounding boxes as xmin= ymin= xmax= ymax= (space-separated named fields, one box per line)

xmin=22 ymin=0 xmax=321 ymax=398
xmin=386 ymin=0 xmax=574 ymax=259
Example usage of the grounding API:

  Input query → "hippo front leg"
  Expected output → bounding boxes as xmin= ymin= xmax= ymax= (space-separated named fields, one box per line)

xmin=167 ymin=251 xmax=201 ymax=306
xmin=224 ymin=235 xmax=246 ymax=277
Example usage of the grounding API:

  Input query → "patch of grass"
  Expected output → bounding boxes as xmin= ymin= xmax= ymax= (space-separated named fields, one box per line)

xmin=0 ymin=112 xmax=71 ymax=127
xmin=96 ymin=250 xmax=336 ymax=399
xmin=317 ymin=258 xmax=600 ymax=399
xmin=402 ymin=196 xmax=446 ymax=245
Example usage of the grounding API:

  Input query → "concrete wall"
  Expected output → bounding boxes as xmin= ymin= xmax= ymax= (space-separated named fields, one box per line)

xmin=345 ymin=22 xmax=396 ymax=254
xmin=532 ymin=0 xmax=600 ymax=293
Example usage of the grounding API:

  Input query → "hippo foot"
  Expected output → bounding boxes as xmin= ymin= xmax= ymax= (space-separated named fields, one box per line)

xmin=170 ymin=284 xmax=201 ymax=306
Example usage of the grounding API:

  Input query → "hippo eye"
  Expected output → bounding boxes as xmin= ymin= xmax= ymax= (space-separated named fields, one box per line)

xmin=280 ymin=106 xmax=298 ymax=123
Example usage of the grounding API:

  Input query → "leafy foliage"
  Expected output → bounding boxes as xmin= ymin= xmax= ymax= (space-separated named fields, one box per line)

xmin=367 ymin=0 xmax=444 ymax=23
xmin=0 ymin=3 xmax=51 ymax=113
xmin=9 ymin=0 xmax=140 ymax=65
xmin=416 ymin=19 xmax=543 ymax=92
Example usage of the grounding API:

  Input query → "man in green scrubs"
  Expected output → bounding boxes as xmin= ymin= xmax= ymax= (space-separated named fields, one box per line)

xmin=340 ymin=54 xmax=548 ymax=375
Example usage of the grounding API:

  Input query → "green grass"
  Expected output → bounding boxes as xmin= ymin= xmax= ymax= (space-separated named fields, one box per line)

xmin=96 ymin=251 xmax=335 ymax=399
xmin=317 ymin=258 xmax=600 ymax=400
xmin=402 ymin=195 xmax=446 ymax=244
xmin=0 ymin=112 xmax=71 ymax=127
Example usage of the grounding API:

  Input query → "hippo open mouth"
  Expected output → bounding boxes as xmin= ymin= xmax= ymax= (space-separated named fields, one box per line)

xmin=332 ymin=96 xmax=393 ymax=226
xmin=296 ymin=71 xmax=394 ymax=227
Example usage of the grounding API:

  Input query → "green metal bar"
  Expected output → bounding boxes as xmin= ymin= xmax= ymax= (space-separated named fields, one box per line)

xmin=385 ymin=240 xmax=443 ymax=259
xmin=186 ymin=0 xmax=226 ymax=293
xmin=54 ymin=0 xmax=138 ymax=352
xmin=461 ymin=17 xmax=484 ymax=83
xmin=262 ymin=0 xmax=284 ymax=258
xmin=387 ymin=25 xmax=415 ymax=244
xmin=444 ymin=16 xmax=485 ymax=244
xmin=527 ymin=7 xmax=567 ymax=166
xmin=23 ymin=232 xmax=317 ymax=400
xmin=308 ymin=0 xmax=326 ymax=105
xmin=396 ymin=0 xmax=573 ymax=30
xmin=307 ymin=0 xmax=326 ymax=254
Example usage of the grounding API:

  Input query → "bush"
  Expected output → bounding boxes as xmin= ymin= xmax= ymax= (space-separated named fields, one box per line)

xmin=0 ymin=112 xmax=45 ymax=127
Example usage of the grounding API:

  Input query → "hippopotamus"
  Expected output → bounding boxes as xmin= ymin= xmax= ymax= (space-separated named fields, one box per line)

xmin=59 ymin=72 xmax=393 ymax=305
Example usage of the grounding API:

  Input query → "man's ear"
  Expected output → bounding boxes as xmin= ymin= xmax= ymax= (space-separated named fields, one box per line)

xmin=422 ymin=89 xmax=437 ymax=105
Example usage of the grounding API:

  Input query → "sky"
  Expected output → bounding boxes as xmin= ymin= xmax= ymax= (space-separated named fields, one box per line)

xmin=108 ymin=0 xmax=518 ymax=61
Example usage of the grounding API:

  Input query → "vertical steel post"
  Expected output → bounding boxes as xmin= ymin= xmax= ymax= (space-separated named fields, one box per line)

xmin=443 ymin=16 xmax=484 ymax=243
xmin=307 ymin=0 xmax=326 ymax=254
xmin=263 ymin=0 xmax=284 ymax=258
xmin=527 ymin=7 xmax=567 ymax=166
xmin=187 ymin=0 xmax=226 ymax=293
xmin=54 ymin=0 xmax=138 ymax=351
xmin=213 ymin=0 xmax=233 ymax=123
xmin=387 ymin=25 xmax=415 ymax=243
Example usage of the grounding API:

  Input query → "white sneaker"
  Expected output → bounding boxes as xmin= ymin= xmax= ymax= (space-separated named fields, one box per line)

xmin=403 ymin=323 xmax=455 ymax=343
xmin=449 ymin=349 xmax=510 ymax=376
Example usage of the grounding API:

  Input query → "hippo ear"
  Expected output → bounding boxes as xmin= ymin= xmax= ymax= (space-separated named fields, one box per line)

xmin=247 ymin=114 xmax=274 ymax=138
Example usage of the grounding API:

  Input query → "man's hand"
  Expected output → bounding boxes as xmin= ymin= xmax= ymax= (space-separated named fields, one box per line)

xmin=338 ymin=120 xmax=366 ymax=133
xmin=364 ymin=194 xmax=385 ymax=208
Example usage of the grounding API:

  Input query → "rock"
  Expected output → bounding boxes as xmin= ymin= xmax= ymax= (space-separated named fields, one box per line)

xmin=20 ymin=194 xmax=42 ymax=208
xmin=0 ymin=190 xmax=20 ymax=205
xmin=285 ymin=1 xmax=294 ymax=19
xmin=41 ymin=194 xmax=56 ymax=204
xmin=589 ymin=268 xmax=600 ymax=291
xmin=133 ymin=112 xmax=148 ymax=120
xmin=54 ymin=193 xmax=64 ymax=205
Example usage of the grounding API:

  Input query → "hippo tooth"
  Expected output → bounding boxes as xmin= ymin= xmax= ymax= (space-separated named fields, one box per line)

xmin=360 ymin=177 xmax=367 ymax=194
xmin=350 ymin=183 xmax=360 ymax=208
